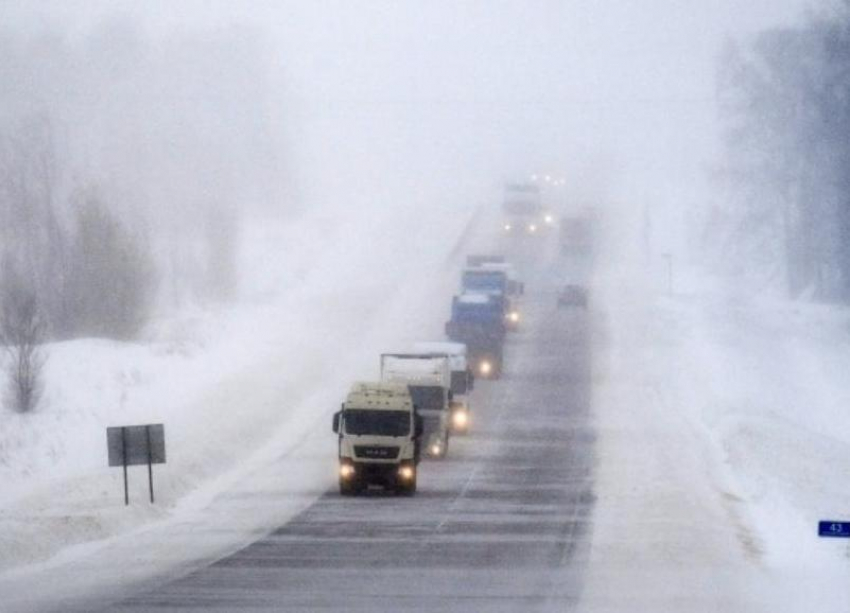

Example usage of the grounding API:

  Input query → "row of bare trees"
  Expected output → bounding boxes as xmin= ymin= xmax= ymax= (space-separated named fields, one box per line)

xmin=0 ymin=22 xmax=271 ymax=413
xmin=712 ymin=3 xmax=850 ymax=300
xmin=0 ymin=118 xmax=157 ymax=412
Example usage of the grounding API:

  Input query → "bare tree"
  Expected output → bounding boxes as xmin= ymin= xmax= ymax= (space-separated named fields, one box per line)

xmin=66 ymin=189 xmax=157 ymax=339
xmin=715 ymin=15 xmax=850 ymax=301
xmin=0 ymin=263 xmax=46 ymax=413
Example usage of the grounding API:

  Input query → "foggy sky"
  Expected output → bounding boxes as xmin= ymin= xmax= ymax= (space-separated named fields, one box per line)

xmin=1 ymin=0 xmax=817 ymax=223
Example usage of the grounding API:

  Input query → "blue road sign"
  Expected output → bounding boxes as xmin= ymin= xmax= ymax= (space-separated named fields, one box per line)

xmin=818 ymin=521 xmax=850 ymax=538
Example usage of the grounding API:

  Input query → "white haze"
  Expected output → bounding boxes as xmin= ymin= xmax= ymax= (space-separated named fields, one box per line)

xmin=1 ymin=0 xmax=814 ymax=275
xmin=5 ymin=3 xmax=848 ymax=610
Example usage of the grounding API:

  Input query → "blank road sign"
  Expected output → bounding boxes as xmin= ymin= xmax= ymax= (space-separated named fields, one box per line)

xmin=818 ymin=521 xmax=850 ymax=538
xmin=107 ymin=424 xmax=166 ymax=466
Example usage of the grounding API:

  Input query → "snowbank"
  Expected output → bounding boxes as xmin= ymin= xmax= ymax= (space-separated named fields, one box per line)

xmin=580 ymin=239 xmax=850 ymax=611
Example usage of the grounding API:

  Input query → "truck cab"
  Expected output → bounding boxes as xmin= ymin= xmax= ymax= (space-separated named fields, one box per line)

xmin=412 ymin=341 xmax=473 ymax=434
xmin=332 ymin=382 xmax=423 ymax=496
xmin=502 ymin=183 xmax=543 ymax=235
xmin=380 ymin=353 xmax=452 ymax=459
xmin=465 ymin=259 xmax=524 ymax=328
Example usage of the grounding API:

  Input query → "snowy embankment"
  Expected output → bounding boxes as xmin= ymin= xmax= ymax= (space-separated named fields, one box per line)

xmin=0 ymin=200 xmax=483 ymax=606
xmin=581 ymin=246 xmax=850 ymax=611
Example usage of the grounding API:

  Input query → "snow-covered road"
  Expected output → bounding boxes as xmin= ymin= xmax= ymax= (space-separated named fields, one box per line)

xmin=4 ymin=203 xmax=850 ymax=612
xmin=104 ymin=250 xmax=595 ymax=612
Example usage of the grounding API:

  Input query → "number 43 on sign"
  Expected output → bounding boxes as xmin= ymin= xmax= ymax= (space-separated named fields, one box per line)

xmin=818 ymin=521 xmax=850 ymax=538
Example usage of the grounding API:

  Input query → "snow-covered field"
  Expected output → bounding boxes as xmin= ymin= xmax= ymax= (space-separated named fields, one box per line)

xmin=3 ymin=194 xmax=850 ymax=611
xmin=0 ymin=199 xmax=483 ymax=610
xmin=581 ymin=242 xmax=850 ymax=611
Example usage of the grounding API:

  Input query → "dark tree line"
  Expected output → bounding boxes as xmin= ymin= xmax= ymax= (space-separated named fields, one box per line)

xmin=0 ymin=118 xmax=157 ymax=411
xmin=0 ymin=22 xmax=269 ymax=413
xmin=713 ymin=3 xmax=850 ymax=300
xmin=0 ymin=117 xmax=157 ymax=342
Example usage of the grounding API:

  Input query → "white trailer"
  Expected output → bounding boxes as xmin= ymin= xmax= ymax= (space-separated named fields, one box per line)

xmin=380 ymin=353 xmax=452 ymax=458
xmin=412 ymin=341 xmax=473 ymax=433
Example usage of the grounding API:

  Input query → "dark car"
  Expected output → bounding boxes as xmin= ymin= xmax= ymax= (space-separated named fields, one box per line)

xmin=557 ymin=284 xmax=588 ymax=308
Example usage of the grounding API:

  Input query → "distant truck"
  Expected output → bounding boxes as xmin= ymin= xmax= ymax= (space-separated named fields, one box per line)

xmin=502 ymin=183 xmax=542 ymax=235
xmin=466 ymin=255 xmax=524 ymax=295
xmin=466 ymin=254 xmax=505 ymax=267
xmin=412 ymin=341 xmax=473 ymax=434
xmin=332 ymin=382 xmax=423 ymax=496
xmin=445 ymin=293 xmax=505 ymax=378
xmin=559 ymin=216 xmax=593 ymax=255
xmin=461 ymin=266 xmax=521 ymax=329
xmin=380 ymin=353 xmax=453 ymax=458
xmin=502 ymin=183 xmax=556 ymax=235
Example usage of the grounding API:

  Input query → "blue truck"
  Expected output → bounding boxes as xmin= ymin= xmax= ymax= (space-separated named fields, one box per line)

xmin=461 ymin=266 xmax=521 ymax=330
xmin=444 ymin=292 xmax=505 ymax=379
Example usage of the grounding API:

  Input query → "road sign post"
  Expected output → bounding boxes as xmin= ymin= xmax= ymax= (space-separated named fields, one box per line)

xmin=107 ymin=424 xmax=166 ymax=506
xmin=121 ymin=427 xmax=129 ymax=505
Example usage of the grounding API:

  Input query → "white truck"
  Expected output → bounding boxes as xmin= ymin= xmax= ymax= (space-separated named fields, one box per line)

xmin=332 ymin=382 xmax=423 ymax=495
xmin=412 ymin=341 xmax=474 ymax=434
xmin=380 ymin=353 xmax=452 ymax=458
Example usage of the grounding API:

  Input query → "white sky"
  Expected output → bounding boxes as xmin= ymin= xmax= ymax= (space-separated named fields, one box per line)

xmin=0 ymin=1 xmax=821 ymax=212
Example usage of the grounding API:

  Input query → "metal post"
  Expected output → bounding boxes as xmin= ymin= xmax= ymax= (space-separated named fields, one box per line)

xmin=121 ymin=427 xmax=129 ymax=506
xmin=146 ymin=425 xmax=154 ymax=504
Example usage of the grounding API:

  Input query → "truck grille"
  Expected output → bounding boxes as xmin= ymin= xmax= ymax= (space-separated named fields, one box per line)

xmin=353 ymin=445 xmax=400 ymax=460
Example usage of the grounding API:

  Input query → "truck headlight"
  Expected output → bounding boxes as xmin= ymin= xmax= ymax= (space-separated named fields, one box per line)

xmin=504 ymin=223 xmax=512 ymax=231
xmin=398 ymin=465 xmax=415 ymax=480
xmin=430 ymin=443 xmax=442 ymax=456
xmin=528 ymin=223 xmax=537 ymax=233
xmin=339 ymin=463 xmax=355 ymax=479
xmin=452 ymin=411 xmax=468 ymax=428
xmin=479 ymin=360 xmax=492 ymax=376
xmin=508 ymin=311 xmax=520 ymax=323
xmin=544 ymin=214 xmax=554 ymax=224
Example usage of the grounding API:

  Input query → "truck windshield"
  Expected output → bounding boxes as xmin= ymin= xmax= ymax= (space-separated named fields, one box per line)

xmin=344 ymin=410 xmax=410 ymax=436
xmin=409 ymin=386 xmax=445 ymax=411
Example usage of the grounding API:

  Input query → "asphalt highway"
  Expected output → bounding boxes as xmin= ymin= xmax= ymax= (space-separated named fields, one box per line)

xmin=111 ymin=240 xmax=595 ymax=612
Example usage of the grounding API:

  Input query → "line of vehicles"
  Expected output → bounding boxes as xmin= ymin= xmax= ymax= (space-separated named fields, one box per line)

xmin=501 ymin=181 xmax=595 ymax=258
xmin=331 ymin=254 xmax=524 ymax=496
